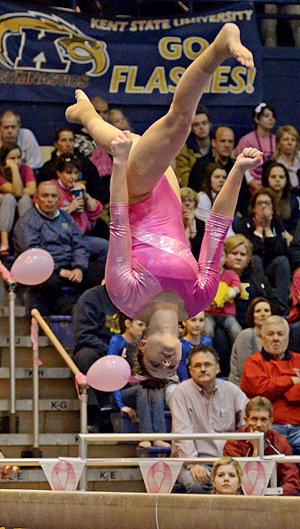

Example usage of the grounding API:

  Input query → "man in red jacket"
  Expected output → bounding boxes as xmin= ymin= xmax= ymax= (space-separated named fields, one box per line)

xmin=241 ymin=316 xmax=300 ymax=455
xmin=224 ymin=396 xmax=300 ymax=496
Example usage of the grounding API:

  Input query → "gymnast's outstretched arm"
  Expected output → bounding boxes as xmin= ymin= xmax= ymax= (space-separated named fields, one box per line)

xmin=194 ymin=148 xmax=264 ymax=307
xmin=212 ymin=147 xmax=263 ymax=218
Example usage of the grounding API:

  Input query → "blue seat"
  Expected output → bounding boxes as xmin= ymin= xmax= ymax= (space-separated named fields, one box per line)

xmin=44 ymin=315 xmax=74 ymax=350
xmin=136 ymin=445 xmax=171 ymax=458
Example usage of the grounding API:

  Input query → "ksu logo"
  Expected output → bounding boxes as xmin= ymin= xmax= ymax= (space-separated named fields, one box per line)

xmin=0 ymin=11 xmax=109 ymax=76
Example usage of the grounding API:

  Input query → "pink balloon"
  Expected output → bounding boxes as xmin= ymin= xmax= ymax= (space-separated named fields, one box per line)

xmin=11 ymin=249 xmax=54 ymax=286
xmin=86 ymin=355 xmax=131 ymax=392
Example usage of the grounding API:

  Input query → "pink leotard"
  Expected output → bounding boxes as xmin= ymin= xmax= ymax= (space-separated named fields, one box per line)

xmin=105 ymin=175 xmax=232 ymax=319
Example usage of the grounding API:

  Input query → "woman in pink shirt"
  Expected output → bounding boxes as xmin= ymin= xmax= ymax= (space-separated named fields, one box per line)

xmin=235 ymin=102 xmax=276 ymax=191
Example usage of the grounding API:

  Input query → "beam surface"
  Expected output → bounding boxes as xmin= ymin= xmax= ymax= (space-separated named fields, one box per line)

xmin=0 ymin=490 xmax=300 ymax=529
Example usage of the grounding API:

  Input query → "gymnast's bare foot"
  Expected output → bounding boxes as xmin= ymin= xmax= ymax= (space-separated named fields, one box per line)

xmin=215 ymin=23 xmax=254 ymax=68
xmin=65 ymin=89 xmax=98 ymax=126
xmin=200 ymin=23 xmax=254 ymax=73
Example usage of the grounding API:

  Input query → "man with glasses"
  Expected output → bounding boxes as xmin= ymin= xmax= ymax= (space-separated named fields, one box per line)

xmin=170 ymin=344 xmax=248 ymax=493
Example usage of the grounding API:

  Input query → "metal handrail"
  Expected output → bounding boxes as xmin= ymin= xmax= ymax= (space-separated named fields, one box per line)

xmin=78 ymin=431 xmax=265 ymax=491
xmin=30 ymin=309 xmax=89 ymax=447
xmin=0 ymin=262 xmax=18 ymax=433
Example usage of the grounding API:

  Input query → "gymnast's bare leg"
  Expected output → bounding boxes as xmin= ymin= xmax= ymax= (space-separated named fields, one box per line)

xmin=66 ymin=23 xmax=253 ymax=204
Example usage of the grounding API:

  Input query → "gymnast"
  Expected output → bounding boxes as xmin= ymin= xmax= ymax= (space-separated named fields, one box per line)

xmin=66 ymin=23 xmax=263 ymax=379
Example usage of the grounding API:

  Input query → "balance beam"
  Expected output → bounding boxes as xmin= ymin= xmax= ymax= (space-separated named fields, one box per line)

xmin=0 ymin=490 xmax=300 ymax=529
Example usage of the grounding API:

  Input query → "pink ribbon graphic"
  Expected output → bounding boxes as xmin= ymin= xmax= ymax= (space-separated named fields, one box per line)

xmin=0 ymin=261 xmax=13 ymax=282
xmin=147 ymin=461 xmax=172 ymax=494
xmin=242 ymin=461 xmax=267 ymax=496
xmin=51 ymin=460 xmax=76 ymax=491
xmin=30 ymin=318 xmax=42 ymax=366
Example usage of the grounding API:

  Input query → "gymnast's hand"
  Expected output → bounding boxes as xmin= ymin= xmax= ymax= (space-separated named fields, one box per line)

xmin=111 ymin=130 xmax=133 ymax=164
xmin=235 ymin=147 xmax=264 ymax=173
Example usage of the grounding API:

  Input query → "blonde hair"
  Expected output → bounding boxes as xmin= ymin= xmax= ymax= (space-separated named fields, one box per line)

xmin=224 ymin=234 xmax=253 ymax=258
xmin=274 ymin=125 xmax=299 ymax=159
xmin=180 ymin=186 xmax=199 ymax=207
xmin=211 ymin=457 xmax=243 ymax=493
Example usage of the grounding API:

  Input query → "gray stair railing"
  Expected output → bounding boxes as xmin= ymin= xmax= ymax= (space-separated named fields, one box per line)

xmin=30 ymin=309 xmax=88 ymax=449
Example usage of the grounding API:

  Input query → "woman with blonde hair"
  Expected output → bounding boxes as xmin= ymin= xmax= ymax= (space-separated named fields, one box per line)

xmin=224 ymin=233 xmax=284 ymax=327
xmin=211 ymin=456 xmax=243 ymax=494
xmin=271 ymin=125 xmax=300 ymax=192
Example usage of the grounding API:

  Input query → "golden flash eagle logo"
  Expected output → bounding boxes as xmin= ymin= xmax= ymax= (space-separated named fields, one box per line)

xmin=0 ymin=11 xmax=109 ymax=76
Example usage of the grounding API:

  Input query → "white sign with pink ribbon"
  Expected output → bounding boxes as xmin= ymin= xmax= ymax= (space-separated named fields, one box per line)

xmin=40 ymin=458 xmax=85 ymax=491
xmin=239 ymin=460 xmax=275 ymax=496
xmin=139 ymin=460 xmax=182 ymax=494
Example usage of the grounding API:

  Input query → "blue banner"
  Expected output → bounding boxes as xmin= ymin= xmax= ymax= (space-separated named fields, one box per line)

xmin=0 ymin=1 xmax=262 ymax=106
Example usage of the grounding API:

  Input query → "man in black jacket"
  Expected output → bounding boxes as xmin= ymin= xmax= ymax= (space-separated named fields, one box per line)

xmin=189 ymin=126 xmax=250 ymax=218
xmin=72 ymin=285 xmax=119 ymax=432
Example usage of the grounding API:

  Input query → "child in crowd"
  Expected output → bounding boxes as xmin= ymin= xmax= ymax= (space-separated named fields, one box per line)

xmin=205 ymin=246 xmax=242 ymax=346
xmin=53 ymin=155 xmax=108 ymax=260
xmin=0 ymin=141 xmax=36 ymax=255
xmin=108 ymin=312 xmax=146 ymax=364
xmin=178 ymin=311 xmax=212 ymax=381
xmin=109 ymin=313 xmax=145 ymax=423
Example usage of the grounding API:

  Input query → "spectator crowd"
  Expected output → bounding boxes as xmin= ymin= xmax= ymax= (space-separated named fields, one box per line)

xmin=1 ymin=96 xmax=300 ymax=496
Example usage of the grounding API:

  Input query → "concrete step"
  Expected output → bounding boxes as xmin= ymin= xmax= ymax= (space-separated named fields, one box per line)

xmin=0 ymin=336 xmax=49 ymax=347
xmin=0 ymin=314 xmax=30 ymax=335
xmin=0 ymin=346 xmax=72 ymax=368
xmin=0 ymin=432 xmax=79 ymax=446
xmin=0 ymin=367 xmax=72 ymax=379
xmin=0 ymin=466 xmax=143 ymax=490
xmin=0 ymin=306 xmax=26 ymax=318
xmin=0 ymin=399 xmax=79 ymax=412
xmin=0 ymin=433 xmax=138 ymax=460
xmin=0 ymin=376 xmax=77 ymax=398
xmin=0 ymin=410 xmax=80 ymax=435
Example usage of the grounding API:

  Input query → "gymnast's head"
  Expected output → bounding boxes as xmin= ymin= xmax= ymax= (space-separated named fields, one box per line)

xmin=139 ymin=331 xmax=181 ymax=379
xmin=132 ymin=300 xmax=182 ymax=379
